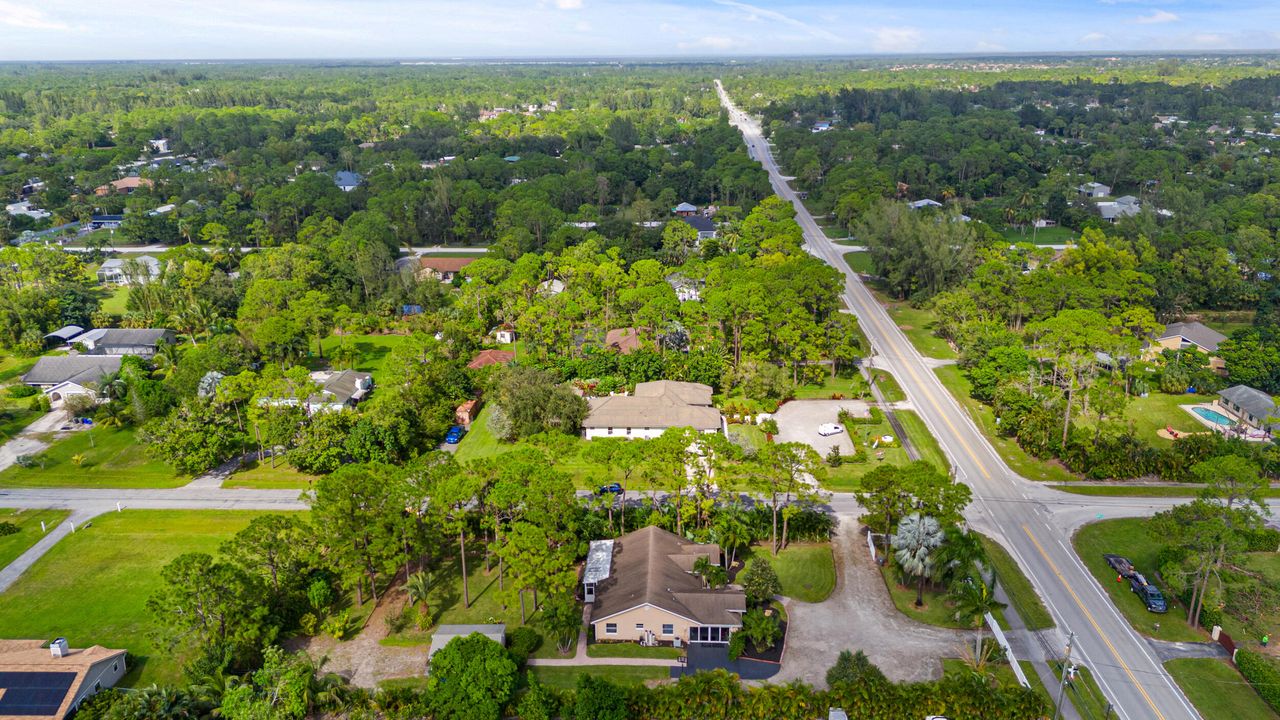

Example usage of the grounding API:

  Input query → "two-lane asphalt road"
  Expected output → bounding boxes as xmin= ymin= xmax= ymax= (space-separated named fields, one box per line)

xmin=715 ymin=79 xmax=1199 ymax=720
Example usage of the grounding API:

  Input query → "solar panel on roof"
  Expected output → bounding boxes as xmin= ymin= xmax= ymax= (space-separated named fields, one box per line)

xmin=0 ymin=671 xmax=77 ymax=716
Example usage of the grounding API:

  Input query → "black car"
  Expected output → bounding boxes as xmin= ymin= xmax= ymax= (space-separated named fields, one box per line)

xmin=595 ymin=482 xmax=623 ymax=495
xmin=1129 ymin=573 xmax=1168 ymax=613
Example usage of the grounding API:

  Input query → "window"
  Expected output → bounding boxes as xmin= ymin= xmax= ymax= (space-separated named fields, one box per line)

xmin=635 ymin=623 xmax=644 ymax=630
xmin=607 ymin=427 xmax=613 ymax=435
xmin=605 ymin=623 xmax=617 ymax=635
xmin=662 ymin=624 xmax=674 ymax=635
xmin=112 ymin=662 xmax=118 ymax=673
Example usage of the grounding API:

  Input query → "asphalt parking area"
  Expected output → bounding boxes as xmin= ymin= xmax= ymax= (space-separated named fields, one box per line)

xmin=772 ymin=400 xmax=870 ymax=455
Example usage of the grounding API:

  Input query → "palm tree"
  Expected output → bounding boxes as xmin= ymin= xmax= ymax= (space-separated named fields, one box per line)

xmin=713 ymin=510 xmax=751 ymax=569
xmin=933 ymin=526 xmax=986 ymax=588
xmin=951 ymin=573 xmax=1006 ymax=660
xmin=892 ymin=514 xmax=943 ymax=607
xmin=404 ymin=570 xmax=432 ymax=627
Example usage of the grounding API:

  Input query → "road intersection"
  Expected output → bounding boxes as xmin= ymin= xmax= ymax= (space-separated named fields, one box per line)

xmin=715 ymin=78 xmax=1200 ymax=720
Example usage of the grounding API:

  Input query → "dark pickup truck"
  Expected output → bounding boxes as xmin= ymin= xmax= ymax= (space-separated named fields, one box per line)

xmin=1129 ymin=573 xmax=1168 ymax=613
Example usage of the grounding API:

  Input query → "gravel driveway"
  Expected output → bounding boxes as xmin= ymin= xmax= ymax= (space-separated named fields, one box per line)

xmin=772 ymin=514 xmax=965 ymax=686
xmin=772 ymin=400 xmax=870 ymax=455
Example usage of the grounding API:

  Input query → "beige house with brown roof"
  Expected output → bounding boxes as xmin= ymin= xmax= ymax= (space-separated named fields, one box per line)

xmin=585 ymin=526 xmax=744 ymax=647
xmin=583 ymin=380 xmax=723 ymax=440
xmin=0 ymin=639 xmax=127 ymax=719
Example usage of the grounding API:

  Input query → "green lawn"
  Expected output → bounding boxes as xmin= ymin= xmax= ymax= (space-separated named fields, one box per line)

xmin=0 ymin=426 xmax=184 ymax=488
xmin=895 ymin=409 xmax=949 ymax=473
xmin=455 ymin=406 xmax=608 ymax=488
xmin=823 ymin=414 xmax=911 ymax=492
xmin=222 ymin=459 xmax=317 ymax=489
xmin=315 ymin=333 xmax=411 ymax=386
xmin=793 ymin=370 xmax=870 ymax=400
xmin=1049 ymin=484 xmax=1262 ymax=498
xmin=1112 ymin=392 xmax=1204 ymax=445
xmin=998 ymin=225 xmax=1078 ymax=246
xmin=869 ymin=369 xmax=906 ymax=403
xmin=529 ymin=665 xmax=667 ymax=691
xmin=976 ymin=533 xmax=1054 ymax=631
xmin=0 ymin=508 xmax=69 ymax=570
xmin=727 ymin=423 xmax=766 ymax=450
xmin=843 ymin=251 xmax=875 ymax=274
xmin=0 ymin=404 xmax=41 ymax=442
xmin=0 ymin=355 xmax=36 ymax=384
xmin=1051 ymin=661 xmax=1111 ymax=720
xmin=748 ymin=543 xmax=836 ymax=603
xmin=0 ymin=510 xmax=288 ymax=686
xmin=934 ymin=366 xmax=1078 ymax=483
xmin=884 ymin=301 xmax=958 ymax=361
xmin=879 ymin=562 xmax=968 ymax=629
xmin=99 ymin=285 xmax=131 ymax=316
xmin=586 ymin=643 xmax=682 ymax=659
xmin=1165 ymin=658 xmax=1278 ymax=720
xmin=1072 ymin=519 xmax=1204 ymax=642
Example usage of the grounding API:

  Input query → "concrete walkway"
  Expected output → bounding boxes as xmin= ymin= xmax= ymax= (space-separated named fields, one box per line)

xmin=0 ymin=508 xmax=96 ymax=593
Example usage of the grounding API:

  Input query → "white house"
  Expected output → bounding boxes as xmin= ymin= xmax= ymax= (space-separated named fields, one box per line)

xmin=334 ymin=171 xmax=363 ymax=192
xmin=1077 ymin=182 xmax=1111 ymax=198
xmin=4 ymin=200 xmax=51 ymax=220
xmin=0 ymin=639 xmax=128 ymax=719
xmin=97 ymin=255 xmax=161 ymax=285
xmin=907 ymin=199 xmax=944 ymax=210
xmin=583 ymin=381 xmax=724 ymax=440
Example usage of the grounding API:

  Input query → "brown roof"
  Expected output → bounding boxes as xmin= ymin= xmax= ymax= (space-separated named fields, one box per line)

xmin=467 ymin=349 xmax=515 ymax=370
xmin=418 ymin=256 xmax=478 ymax=273
xmin=604 ymin=327 xmax=643 ymax=354
xmin=94 ymin=177 xmax=153 ymax=195
xmin=592 ymin=526 xmax=743 ymax=627
xmin=0 ymin=640 xmax=126 ymax=720
xmin=583 ymin=381 xmax=721 ymax=431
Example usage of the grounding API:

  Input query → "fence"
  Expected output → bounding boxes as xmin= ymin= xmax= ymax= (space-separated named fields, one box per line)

xmin=985 ymin=612 xmax=1030 ymax=688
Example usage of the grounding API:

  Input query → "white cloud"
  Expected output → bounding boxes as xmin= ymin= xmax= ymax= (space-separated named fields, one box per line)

xmin=869 ymin=26 xmax=922 ymax=53
xmin=975 ymin=40 xmax=1005 ymax=52
xmin=1080 ymin=31 xmax=1109 ymax=42
xmin=1134 ymin=9 xmax=1179 ymax=24
xmin=711 ymin=0 xmax=840 ymax=42
xmin=678 ymin=35 xmax=737 ymax=51
xmin=554 ymin=0 xmax=583 ymax=9
xmin=0 ymin=1 xmax=70 ymax=30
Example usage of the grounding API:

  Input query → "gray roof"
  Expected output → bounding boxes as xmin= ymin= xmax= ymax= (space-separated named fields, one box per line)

xmin=334 ymin=171 xmax=363 ymax=188
xmin=22 ymin=355 xmax=122 ymax=386
xmin=1098 ymin=201 xmax=1141 ymax=221
xmin=674 ymin=202 xmax=697 ymax=212
xmin=908 ymin=199 xmax=944 ymax=209
xmin=583 ymin=381 xmax=721 ymax=430
xmin=1159 ymin=321 xmax=1226 ymax=352
xmin=591 ymin=526 xmax=744 ymax=627
xmin=318 ymin=370 xmax=372 ymax=404
xmin=427 ymin=624 xmax=506 ymax=662
xmin=81 ymin=328 xmax=172 ymax=348
xmin=43 ymin=326 xmax=84 ymax=342
xmin=1218 ymin=385 xmax=1276 ymax=423
xmin=680 ymin=215 xmax=716 ymax=233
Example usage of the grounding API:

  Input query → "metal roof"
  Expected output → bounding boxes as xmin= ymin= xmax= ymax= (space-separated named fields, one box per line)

xmin=583 ymin=539 xmax=614 ymax=584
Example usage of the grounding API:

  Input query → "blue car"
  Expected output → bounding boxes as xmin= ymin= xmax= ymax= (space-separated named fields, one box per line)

xmin=445 ymin=425 xmax=466 ymax=444
xmin=596 ymin=482 xmax=623 ymax=496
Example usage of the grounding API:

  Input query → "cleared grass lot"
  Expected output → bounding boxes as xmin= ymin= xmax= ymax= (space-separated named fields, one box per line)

xmin=0 ymin=426 xmax=184 ymax=489
xmin=0 ymin=510 xmax=288 ymax=685
xmin=0 ymin=508 xmax=69 ymax=570
xmin=314 ymin=333 xmax=410 ymax=385
xmin=1165 ymin=658 xmax=1278 ymax=720
xmin=222 ymin=460 xmax=317 ymax=489
xmin=749 ymin=543 xmax=836 ymax=603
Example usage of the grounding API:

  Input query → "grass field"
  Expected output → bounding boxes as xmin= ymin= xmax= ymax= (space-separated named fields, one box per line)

xmin=315 ymin=333 xmax=410 ymax=385
xmin=976 ymin=533 xmax=1054 ymax=631
xmin=0 ymin=508 xmax=69 ymax=570
xmin=843 ymin=251 xmax=875 ymax=274
xmin=0 ymin=404 xmax=41 ymax=442
xmin=999 ymin=225 xmax=1078 ymax=245
xmin=529 ymin=665 xmax=668 ymax=690
xmin=748 ymin=543 xmax=836 ymax=603
xmin=454 ymin=406 xmax=610 ymax=488
xmin=0 ymin=510 xmax=287 ymax=685
xmin=884 ymin=302 xmax=958 ymax=361
xmin=869 ymin=369 xmax=906 ymax=403
xmin=222 ymin=459 xmax=317 ymax=489
xmin=1072 ymin=518 xmax=1203 ymax=642
xmin=99 ymin=285 xmax=131 ymax=316
xmin=1165 ymin=658 xmax=1278 ymax=720
xmin=1050 ymin=484 xmax=1250 ymax=498
xmin=879 ymin=562 xmax=968 ymax=629
xmin=0 ymin=426 xmax=184 ymax=488
xmin=824 ymin=413 xmax=910 ymax=491
xmin=895 ymin=409 xmax=949 ymax=473
xmin=793 ymin=370 xmax=870 ymax=400
xmin=1089 ymin=391 xmax=1204 ymax=445
xmin=586 ymin=644 xmax=683 ymax=659
xmin=934 ymin=366 xmax=1078 ymax=483
xmin=0 ymin=355 xmax=36 ymax=384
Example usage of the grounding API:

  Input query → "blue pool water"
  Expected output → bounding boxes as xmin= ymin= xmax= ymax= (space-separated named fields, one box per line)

xmin=1191 ymin=407 xmax=1234 ymax=426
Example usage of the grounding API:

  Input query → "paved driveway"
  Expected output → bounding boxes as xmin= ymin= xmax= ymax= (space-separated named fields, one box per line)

xmin=772 ymin=514 xmax=965 ymax=686
xmin=772 ymin=400 xmax=869 ymax=455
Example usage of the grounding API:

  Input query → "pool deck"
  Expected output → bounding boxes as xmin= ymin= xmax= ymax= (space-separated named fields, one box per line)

xmin=1180 ymin=402 xmax=1272 ymax=441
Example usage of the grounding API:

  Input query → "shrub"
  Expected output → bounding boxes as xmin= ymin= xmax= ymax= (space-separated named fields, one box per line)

xmin=322 ymin=610 xmax=352 ymax=640
xmin=508 ymin=626 xmax=543 ymax=664
xmin=1236 ymin=650 xmax=1280 ymax=713
xmin=741 ymin=608 xmax=780 ymax=652
xmin=826 ymin=649 xmax=887 ymax=687
xmin=6 ymin=384 xmax=37 ymax=398
xmin=516 ymin=673 xmax=558 ymax=720
xmin=29 ymin=395 xmax=50 ymax=413
xmin=740 ymin=559 xmax=782 ymax=605
xmin=298 ymin=612 xmax=318 ymax=636
xmin=826 ymin=445 xmax=842 ymax=467
xmin=0 ymin=522 xmax=17 ymax=537
xmin=727 ymin=630 xmax=746 ymax=661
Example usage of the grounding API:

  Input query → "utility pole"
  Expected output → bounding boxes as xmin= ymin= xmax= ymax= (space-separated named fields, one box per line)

xmin=1054 ymin=631 xmax=1076 ymax=720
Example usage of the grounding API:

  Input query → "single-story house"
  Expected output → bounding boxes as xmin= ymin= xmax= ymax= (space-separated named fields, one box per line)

xmin=673 ymin=202 xmax=698 ymax=217
xmin=88 ymin=215 xmax=124 ymax=230
xmin=1150 ymin=321 xmax=1227 ymax=372
xmin=0 ymin=639 xmax=127 ymax=719
xmin=1097 ymin=195 xmax=1141 ymax=223
xmin=307 ymin=370 xmax=373 ymax=413
xmin=467 ymin=349 xmax=515 ymax=370
xmin=1217 ymin=385 xmax=1277 ymax=432
xmin=679 ymin=215 xmax=717 ymax=241
xmin=22 ymin=356 xmax=123 ymax=404
xmin=417 ymin=256 xmax=476 ymax=282
xmin=96 ymin=255 xmax=161 ymax=285
xmin=43 ymin=326 xmax=84 ymax=347
xmin=455 ymin=398 xmax=482 ymax=428
xmin=585 ymin=526 xmax=744 ymax=646
xmin=907 ymin=199 xmax=944 ymax=210
xmin=1077 ymin=182 xmax=1111 ymax=198
xmin=491 ymin=324 xmax=517 ymax=345
xmin=93 ymin=177 xmax=153 ymax=196
xmin=583 ymin=380 xmax=724 ymax=440
xmin=334 ymin=171 xmax=363 ymax=192
xmin=603 ymin=327 xmax=643 ymax=355
xmin=5 ymin=200 xmax=51 ymax=220
xmin=76 ymin=328 xmax=174 ymax=358
xmin=811 ymin=121 xmax=832 ymax=133
xmin=426 ymin=625 xmax=505 ymax=664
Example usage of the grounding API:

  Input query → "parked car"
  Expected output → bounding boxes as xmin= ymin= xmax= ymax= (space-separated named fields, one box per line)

xmin=1103 ymin=553 xmax=1136 ymax=578
xmin=818 ymin=423 xmax=844 ymax=436
xmin=596 ymin=482 xmax=623 ymax=496
xmin=444 ymin=425 xmax=466 ymax=444
xmin=1129 ymin=573 xmax=1168 ymax=613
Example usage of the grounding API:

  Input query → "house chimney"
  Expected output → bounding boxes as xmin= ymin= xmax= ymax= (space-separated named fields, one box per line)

xmin=50 ymin=637 xmax=69 ymax=658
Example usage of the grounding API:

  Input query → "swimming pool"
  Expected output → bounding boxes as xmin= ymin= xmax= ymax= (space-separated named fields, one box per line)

xmin=1191 ymin=407 xmax=1234 ymax=426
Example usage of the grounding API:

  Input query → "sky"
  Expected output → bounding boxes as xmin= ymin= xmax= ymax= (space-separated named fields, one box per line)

xmin=1 ymin=0 xmax=1280 ymax=61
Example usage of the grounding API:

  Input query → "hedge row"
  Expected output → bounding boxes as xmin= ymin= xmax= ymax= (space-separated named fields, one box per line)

xmin=1236 ymin=650 xmax=1280 ymax=713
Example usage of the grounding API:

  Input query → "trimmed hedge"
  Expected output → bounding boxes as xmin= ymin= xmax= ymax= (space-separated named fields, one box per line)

xmin=1236 ymin=650 xmax=1280 ymax=713
xmin=840 ymin=407 xmax=885 ymax=426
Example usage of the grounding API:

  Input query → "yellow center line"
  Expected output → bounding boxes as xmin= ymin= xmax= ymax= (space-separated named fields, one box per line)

xmin=1023 ymin=525 xmax=1166 ymax=720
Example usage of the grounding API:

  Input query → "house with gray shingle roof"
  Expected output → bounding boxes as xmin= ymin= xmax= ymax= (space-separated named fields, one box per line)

xmin=1216 ymin=385 xmax=1278 ymax=432
xmin=1152 ymin=321 xmax=1228 ymax=372
xmin=22 ymin=355 xmax=123 ymax=406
